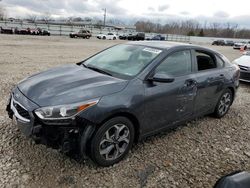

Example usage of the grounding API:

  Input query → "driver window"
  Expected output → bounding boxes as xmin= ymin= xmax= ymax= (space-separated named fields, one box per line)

xmin=155 ymin=50 xmax=192 ymax=76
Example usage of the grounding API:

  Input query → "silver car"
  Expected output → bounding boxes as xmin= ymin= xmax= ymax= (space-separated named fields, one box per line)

xmin=233 ymin=51 xmax=250 ymax=82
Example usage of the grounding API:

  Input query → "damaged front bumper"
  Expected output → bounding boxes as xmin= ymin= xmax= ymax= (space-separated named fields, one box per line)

xmin=6 ymin=87 xmax=95 ymax=157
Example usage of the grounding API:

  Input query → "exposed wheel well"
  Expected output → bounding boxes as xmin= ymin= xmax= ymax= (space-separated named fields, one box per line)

xmin=227 ymin=87 xmax=235 ymax=104
xmin=99 ymin=112 xmax=141 ymax=143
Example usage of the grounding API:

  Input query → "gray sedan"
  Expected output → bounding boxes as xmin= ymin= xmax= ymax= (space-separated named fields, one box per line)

xmin=6 ymin=41 xmax=240 ymax=166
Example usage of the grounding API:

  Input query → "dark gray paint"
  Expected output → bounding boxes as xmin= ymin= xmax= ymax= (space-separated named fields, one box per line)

xmin=10 ymin=42 xmax=239 ymax=139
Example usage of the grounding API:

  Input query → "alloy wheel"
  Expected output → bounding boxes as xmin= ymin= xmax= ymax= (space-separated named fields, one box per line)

xmin=99 ymin=124 xmax=130 ymax=161
xmin=218 ymin=92 xmax=231 ymax=116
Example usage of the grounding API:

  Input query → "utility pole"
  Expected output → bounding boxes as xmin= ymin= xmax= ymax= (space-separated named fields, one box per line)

xmin=102 ymin=8 xmax=106 ymax=28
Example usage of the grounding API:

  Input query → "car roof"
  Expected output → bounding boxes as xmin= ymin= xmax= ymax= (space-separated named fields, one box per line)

xmin=127 ymin=41 xmax=201 ymax=50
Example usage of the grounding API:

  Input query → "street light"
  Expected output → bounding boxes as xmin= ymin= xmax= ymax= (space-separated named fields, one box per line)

xmin=102 ymin=8 xmax=106 ymax=28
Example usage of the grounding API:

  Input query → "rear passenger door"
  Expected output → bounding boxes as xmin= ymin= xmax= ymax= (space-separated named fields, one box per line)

xmin=192 ymin=49 xmax=226 ymax=115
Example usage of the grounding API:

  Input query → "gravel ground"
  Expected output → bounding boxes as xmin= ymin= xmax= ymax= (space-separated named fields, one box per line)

xmin=0 ymin=34 xmax=250 ymax=188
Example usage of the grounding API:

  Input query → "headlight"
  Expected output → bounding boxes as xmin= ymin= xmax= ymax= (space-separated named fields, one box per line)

xmin=34 ymin=99 xmax=99 ymax=120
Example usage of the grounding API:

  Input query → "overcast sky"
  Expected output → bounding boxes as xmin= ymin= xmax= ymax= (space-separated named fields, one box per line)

xmin=1 ymin=0 xmax=250 ymax=27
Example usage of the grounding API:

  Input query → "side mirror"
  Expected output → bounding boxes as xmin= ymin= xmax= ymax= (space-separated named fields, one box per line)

xmin=148 ymin=73 xmax=175 ymax=83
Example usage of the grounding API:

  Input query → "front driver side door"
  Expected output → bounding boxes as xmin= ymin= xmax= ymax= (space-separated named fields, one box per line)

xmin=143 ymin=50 xmax=197 ymax=133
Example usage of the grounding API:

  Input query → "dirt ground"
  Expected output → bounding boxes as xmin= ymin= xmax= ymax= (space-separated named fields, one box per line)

xmin=0 ymin=34 xmax=250 ymax=188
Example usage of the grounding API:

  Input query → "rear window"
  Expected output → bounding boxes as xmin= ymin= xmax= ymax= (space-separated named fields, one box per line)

xmin=195 ymin=51 xmax=217 ymax=71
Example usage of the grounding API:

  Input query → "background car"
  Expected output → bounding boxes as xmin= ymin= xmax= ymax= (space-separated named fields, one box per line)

xmin=233 ymin=51 xmax=250 ymax=82
xmin=151 ymin=34 xmax=165 ymax=41
xmin=38 ymin=29 xmax=50 ymax=36
xmin=233 ymin=41 xmax=250 ymax=50
xmin=69 ymin=29 xmax=91 ymax=39
xmin=30 ymin=29 xmax=40 ymax=35
xmin=97 ymin=33 xmax=117 ymax=40
xmin=127 ymin=32 xmax=145 ymax=40
xmin=119 ymin=33 xmax=132 ymax=40
xmin=225 ymin=40 xmax=235 ymax=46
xmin=212 ymin=40 xmax=226 ymax=46
xmin=14 ymin=28 xmax=31 ymax=35
xmin=0 ymin=27 xmax=14 ymax=34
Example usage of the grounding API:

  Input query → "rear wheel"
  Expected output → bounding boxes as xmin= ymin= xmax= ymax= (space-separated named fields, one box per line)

xmin=103 ymin=36 xmax=106 ymax=40
xmin=90 ymin=117 xmax=134 ymax=166
xmin=213 ymin=89 xmax=233 ymax=118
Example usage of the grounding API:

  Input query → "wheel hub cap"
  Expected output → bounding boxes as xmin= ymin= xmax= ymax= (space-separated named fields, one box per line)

xmin=99 ymin=124 xmax=130 ymax=161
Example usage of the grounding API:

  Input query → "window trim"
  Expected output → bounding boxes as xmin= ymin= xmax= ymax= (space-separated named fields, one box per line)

xmin=193 ymin=49 xmax=224 ymax=72
xmin=150 ymin=49 xmax=193 ymax=78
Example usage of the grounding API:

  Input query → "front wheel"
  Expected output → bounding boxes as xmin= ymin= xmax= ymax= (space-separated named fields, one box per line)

xmin=90 ymin=117 xmax=134 ymax=166
xmin=213 ymin=89 xmax=233 ymax=118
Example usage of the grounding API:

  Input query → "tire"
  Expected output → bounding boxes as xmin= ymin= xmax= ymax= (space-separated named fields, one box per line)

xmin=244 ymin=46 xmax=247 ymax=50
xmin=103 ymin=36 xmax=106 ymax=40
xmin=213 ymin=89 xmax=233 ymax=118
xmin=86 ymin=36 xmax=90 ymax=39
xmin=113 ymin=37 xmax=116 ymax=40
xmin=90 ymin=116 xmax=134 ymax=166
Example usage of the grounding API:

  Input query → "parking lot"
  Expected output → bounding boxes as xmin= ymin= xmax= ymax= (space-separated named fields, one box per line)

xmin=0 ymin=34 xmax=250 ymax=187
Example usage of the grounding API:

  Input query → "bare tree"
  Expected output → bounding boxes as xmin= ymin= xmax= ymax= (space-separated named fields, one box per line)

xmin=134 ymin=19 xmax=250 ymax=38
xmin=41 ymin=12 xmax=51 ymax=24
xmin=28 ymin=14 xmax=37 ymax=23
xmin=0 ymin=4 xmax=6 ymax=20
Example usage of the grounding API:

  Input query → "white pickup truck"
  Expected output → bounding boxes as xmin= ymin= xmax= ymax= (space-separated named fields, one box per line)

xmin=233 ymin=41 xmax=250 ymax=50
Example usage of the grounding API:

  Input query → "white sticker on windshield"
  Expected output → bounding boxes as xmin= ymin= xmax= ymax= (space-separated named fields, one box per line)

xmin=143 ymin=48 xmax=162 ymax=54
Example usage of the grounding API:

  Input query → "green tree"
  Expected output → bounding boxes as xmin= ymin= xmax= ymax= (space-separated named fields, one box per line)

xmin=187 ymin=30 xmax=195 ymax=36
xmin=198 ymin=29 xmax=204 ymax=37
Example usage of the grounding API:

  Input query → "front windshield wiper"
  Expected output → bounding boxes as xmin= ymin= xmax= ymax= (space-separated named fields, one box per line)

xmin=82 ymin=64 xmax=113 ymax=76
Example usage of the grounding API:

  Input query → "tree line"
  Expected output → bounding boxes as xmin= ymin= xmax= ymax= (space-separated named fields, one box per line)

xmin=1 ymin=2 xmax=250 ymax=39
xmin=135 ymin=20 xmax=250 ymax=39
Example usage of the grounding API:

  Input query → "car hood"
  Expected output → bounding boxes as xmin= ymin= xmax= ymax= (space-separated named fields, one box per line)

xmin=234 ymin=55 xmax=250 ymax=67
xmin=18 ymin=64 xmax=128 ymax=107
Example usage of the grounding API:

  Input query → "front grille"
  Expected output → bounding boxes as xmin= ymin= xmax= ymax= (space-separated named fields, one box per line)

xmin=13 ymin=101 xmax=30 ymax=120
xmin=239 ymin=65 xmax=250 ymax=71
xmin=240 ymin=72 xmax=250 ymax=81
xmin=43 ymin=119 xmax=72 ymax=125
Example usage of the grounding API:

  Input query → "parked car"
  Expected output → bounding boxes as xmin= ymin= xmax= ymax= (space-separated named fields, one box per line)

xmin=6 ymin=41 xmax=239 ymax=166
xmin=30 ymin=29 xmax=40 ymax=35
xmin=14 ymin=27 xmax=50 ymax=36
xmin=119 ymin=33 xmax=132 ymax=40
xmin=151 ymin=34 xmax=165 ymax=41
xmin=14 ymin=28 xmax=31 ymax=35
xmin=233 ymin=51 xmax=250 ymax=82
xmin=225 ymin=40 xmax=235 ymax=46
xmin=212 ymin=40 xmax=226 ymax=46
xmin=233 ymin=41 xmax=250 ymax=50
xmin=69 ymin=30 xmax=91 ymax=39
xmin=38 ymin=28 xmax=50 ymax=36
xmin=127 ymin=32 xmax=145 ymax=40
xmin=0 ymin=27 xmax=14 ymax=34
xmin=97 ymin=33 xmax=117 ymax=40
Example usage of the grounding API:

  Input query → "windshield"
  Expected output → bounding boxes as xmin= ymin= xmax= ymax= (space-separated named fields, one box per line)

xmin=83 ymin=44 xmax=162 ymax=79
